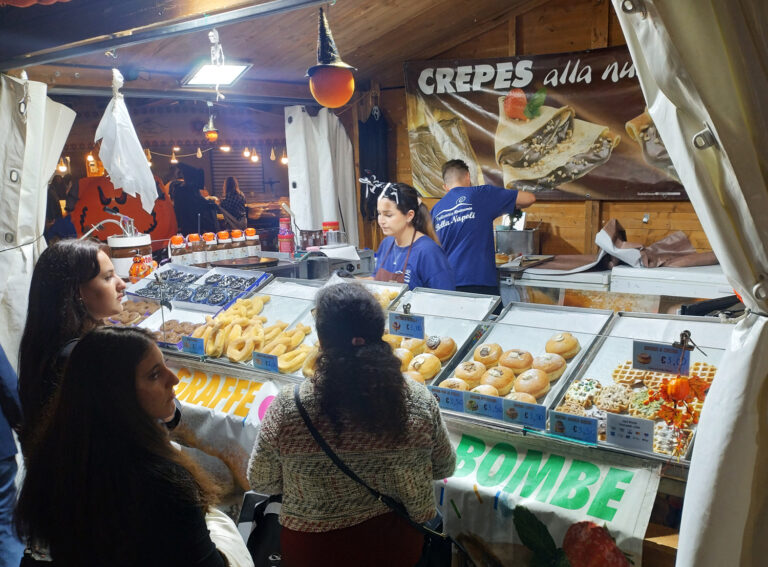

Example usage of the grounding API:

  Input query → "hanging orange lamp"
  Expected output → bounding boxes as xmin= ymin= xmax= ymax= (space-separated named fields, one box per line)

xmin=306 ymin=8 xmax=356 ymax=108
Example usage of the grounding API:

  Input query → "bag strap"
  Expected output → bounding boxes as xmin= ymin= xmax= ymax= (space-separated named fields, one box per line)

xmin=293 ymin=384 xmax=446 ymax=540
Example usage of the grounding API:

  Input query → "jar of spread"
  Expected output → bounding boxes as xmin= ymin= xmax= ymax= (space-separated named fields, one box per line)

xmin=245 ymin=228 xmax=261 ymax=257
xmin=216 ymin=230 xmax=233 ymax=261
xmin=108 ymin=234 xmax=153 ymax=280
xmin=169 ymin=234 xmax=189 ymax=265
xmin=322 ymin=221 xmax=340 ymax=244
xmin=202 ymin=232 xmax=217 ymax=265
xmin=278 ymin=217 xmax=295 ymax=254
xmin=230 ymin=229 xmax=247 ymax=260
xmin=186 ymin=233 xmax=204 ymax=266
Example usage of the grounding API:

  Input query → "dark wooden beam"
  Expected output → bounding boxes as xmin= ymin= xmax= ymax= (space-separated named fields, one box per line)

xmin=0 ymin=0 xmax=325 ymax=71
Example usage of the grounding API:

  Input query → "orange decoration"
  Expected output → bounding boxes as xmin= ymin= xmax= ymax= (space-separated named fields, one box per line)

xmin=309 ymin=67 xmax=355 ymax=108
xmin=666 ymin=377 xmax=691 ymax=402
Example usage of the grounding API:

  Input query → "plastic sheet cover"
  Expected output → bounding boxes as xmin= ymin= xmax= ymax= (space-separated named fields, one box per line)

xmin=611 ymin=1 xmax=768 ymax=565
xmin=94 ymin=69 xmax=156 ymax=213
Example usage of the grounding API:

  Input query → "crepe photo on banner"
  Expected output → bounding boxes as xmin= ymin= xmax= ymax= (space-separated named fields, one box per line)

xmin=404 ymin=46 xmax=685 ymax=200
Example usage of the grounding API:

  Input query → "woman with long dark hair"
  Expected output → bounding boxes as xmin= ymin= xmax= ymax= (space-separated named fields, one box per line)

xmin=248 ymin=283 xmax=456 ymax=566
xmin=219 ymin=176 xmax=247 ymax=230
xmin=18 ymin=239 xmax=126 ymax=451
xmin=15 ymin=327 xmax=227 ymax=566
xmin=374 ymin=182 xmax=454 ymax=290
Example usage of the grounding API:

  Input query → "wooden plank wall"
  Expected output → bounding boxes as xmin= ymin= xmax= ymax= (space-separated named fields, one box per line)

xmin=353 ymin=0 xmax=712 ymax=255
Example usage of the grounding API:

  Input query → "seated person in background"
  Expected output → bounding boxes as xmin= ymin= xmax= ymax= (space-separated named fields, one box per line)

xmin=15 ymin=327 xmax=230 ymax=566
xmin=374 ymin=182 xmax=455 ymax=290
xmin=432 ymin=158 xmax=536 ymax=296
xmin=219 ymin=176 xmax=247 ymax=231
xmin=249 ymin=283 xmax=456 ymax=567
xmin=171 ymin=163 xmax=219 ymax=235
xmin=44 ymin=184 xmax=76 ymax=245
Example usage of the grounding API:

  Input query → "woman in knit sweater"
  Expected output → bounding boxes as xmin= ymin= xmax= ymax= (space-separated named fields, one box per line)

xmin=248 ymin=283 xmax=456 ymax=566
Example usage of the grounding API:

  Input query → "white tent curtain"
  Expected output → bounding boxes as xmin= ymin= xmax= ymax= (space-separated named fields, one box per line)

xmin=611 ymin=1 xmax=768 ymax=565
xmin=284 ymin=106 xmax=358 ymax=246
xmin=0 ymin=75 xmax=75 ymax=368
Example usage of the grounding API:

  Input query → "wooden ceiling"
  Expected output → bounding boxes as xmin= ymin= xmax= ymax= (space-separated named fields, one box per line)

xmin=0 ymin=0 xmax=546 ymax=104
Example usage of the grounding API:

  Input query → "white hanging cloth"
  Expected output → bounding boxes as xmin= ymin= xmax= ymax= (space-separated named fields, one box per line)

xmin=0 ymin=74 xmax=75 ymax=367
xmin=94 ymin=69 xmax=156 ymax=213
xmin=284 ymin=106 xmax=358 ymax=246
xmin=611 ymin=1 xmax=768 ymax=565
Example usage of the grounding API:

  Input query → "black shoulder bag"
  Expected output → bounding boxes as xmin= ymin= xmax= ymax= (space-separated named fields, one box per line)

xmin=293 ymin=385 xmax=470 ymax=567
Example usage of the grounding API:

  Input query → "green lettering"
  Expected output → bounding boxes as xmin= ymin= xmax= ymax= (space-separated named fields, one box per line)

xmin=503 ymin=450 xmax=564 ymax=502
xmin=587 ymin=467 xmax=634 ymax=521
xmin=476 ymin=443 xmax=517 ymax=487
xmin=549 ymin=460 xmax=601 ymax=510
xmin=453 ymin=434 xmax=486 ymax=478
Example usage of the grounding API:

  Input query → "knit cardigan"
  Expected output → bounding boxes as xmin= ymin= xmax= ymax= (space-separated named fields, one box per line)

xmin=248 ymin=379 xmax=456 ymax=532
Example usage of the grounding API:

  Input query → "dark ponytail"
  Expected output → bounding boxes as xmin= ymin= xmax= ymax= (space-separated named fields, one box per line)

xmin=381 ymin=183 xmax=440 ymax=244
xmin=313 ymin=283 xmax=408 ymax=438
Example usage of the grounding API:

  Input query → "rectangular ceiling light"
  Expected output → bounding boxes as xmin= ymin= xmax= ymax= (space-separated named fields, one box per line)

xmin=182 ymin=62 xmax=251 ymax=87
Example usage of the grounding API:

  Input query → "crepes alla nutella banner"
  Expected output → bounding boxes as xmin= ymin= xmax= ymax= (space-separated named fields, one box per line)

xmin=404 ymin=46 xmax=685 ymax=200
xmin=440 ymin=423 xmax=660 ymax=566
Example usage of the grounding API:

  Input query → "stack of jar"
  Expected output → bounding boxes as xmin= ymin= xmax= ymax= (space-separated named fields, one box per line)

xmin=278 ymin=217 xmax=295 ymax=254
xmin=170 ymin=231 xmax=258 ymax=266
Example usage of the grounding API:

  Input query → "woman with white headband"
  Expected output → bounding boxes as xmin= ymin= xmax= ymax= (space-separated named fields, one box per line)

xmin=373 ymin=183 xmax=455 ymax=290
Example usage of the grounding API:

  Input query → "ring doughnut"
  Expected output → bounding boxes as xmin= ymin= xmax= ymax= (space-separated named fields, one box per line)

xmin=226 ymin=336 xmax=256 ymax=363
xmin=302 ymin=348 xmax=320 ymax=378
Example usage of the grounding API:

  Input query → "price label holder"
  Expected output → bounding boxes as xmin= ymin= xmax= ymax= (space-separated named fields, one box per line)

xmin=427 ymin=386 xmax=465 ymax=413
xmin=549 ymin=411 xmax=598 ymax=444
xmin=464 ymin=392 xmax=503 ymax=420
xmin=502 ymin=399 xmax=546 ymax=430
xmin=389 ymin=312 xmax=425 ymax=340
xmin=181 ymin=336 xmax=205 ymax=355
xmin=252 ymin=351 xmax=279 ymax=373
xmin=632 ymin=340 xmax=690 ymax=375
xmin=605 ymin=413 xmax=654 ymax=452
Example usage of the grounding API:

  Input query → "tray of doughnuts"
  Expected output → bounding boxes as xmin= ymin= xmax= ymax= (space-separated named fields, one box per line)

xmin=139 ymin=307 xmax=208 ymax=349
xmin=105 ymin=299 xmax=161 ymax=327
xmin=437 ymin=302 xmax=614 ymax=410
xmin=548 ymin=311 xmax=734 ymax=462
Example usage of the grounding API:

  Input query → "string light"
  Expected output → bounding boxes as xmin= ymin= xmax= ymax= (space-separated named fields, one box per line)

xmin=170 ymin=151 xmax=178 ymax=164
xmin=196 ymin=147 xmax=203 ymax=158
xmin=250 ymin=153 xmax=259 ymax=163
xmin=243 ymin=147 xmax=251 ymax=158
xmin=172 ymin=145 xmax=181 ymax=152
xmin=270 ymin=147 xmax=276 ymax=161
xmin=86 ymin=153 xmax=95 ymax=162
xmin=220 ymin=144 xmax=231 ymax=152
xmin=280 ymin=147 xmax=288 ymax=165
xmin=57 ymin=157 xmax=67 ymax=172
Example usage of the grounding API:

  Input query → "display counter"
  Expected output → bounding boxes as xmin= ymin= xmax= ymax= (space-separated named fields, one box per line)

xmin=117 ymin=265 xmax=734 ymax=564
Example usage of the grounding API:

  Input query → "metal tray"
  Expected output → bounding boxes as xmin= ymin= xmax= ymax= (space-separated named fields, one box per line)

xmin=392 ymin=287 xmax=499 ymax=321
xmin=447 ymin=302 xmax=613 ymax=407
xmin=549 ymin=311 xmax=735 ymax=463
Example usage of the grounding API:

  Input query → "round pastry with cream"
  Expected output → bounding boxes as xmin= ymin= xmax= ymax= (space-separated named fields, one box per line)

xmin=480 ymin=366 xmax=515 ymax=396
xmin=504 ymin=391 xmax=538 ymax=404
xmin=474 ymin=343 xmax=502 ymax=367
xmin=393 ymin=348 xmax=414 ymax=372
xmin=425 ymin=336 xmax=457 ymax=362
xmin=545 ymin=332 xmax=581 ymax=360
xmin=532 ymin=353 xmax=567 ymax=381
xmin=437 ymin=377 xmax=468 ymax=391
xmin=403 ymin=370 xmax=425 ymax=384
xmin=401 ymin=337 xmax=426 ymax=355
xmin=382 ymin=333 xmax=402 ymax=350
xmin=408 ymin=353 xmax=441 ymax=381
xmin=514 ymin=368 xmax=550 ymax=399
xmin=499 ymin=349 xmax=533 ymax=375
xmin=454 ymin=361 xmax=486 ymax=389
xmin=471 ymin=384 xmax=499 ymax=397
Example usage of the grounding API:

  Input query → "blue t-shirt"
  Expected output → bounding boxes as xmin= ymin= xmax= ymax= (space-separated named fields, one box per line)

xmin=431 ymin=185 xmax=518 ymax=287
xmin=375 ymin=235 xmax=455 ymax=291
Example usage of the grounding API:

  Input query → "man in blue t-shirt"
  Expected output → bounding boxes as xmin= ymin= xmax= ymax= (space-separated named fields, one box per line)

xmin=431 ymin=159 xmax=535 ymax=297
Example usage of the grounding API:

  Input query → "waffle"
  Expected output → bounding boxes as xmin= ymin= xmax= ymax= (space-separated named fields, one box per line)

xmin=690 ymin=362 xmax=717 ymax=383
xmin=564 ymin=378 xmax=602 ymax=408
xmin=653 ymin=421 xmax=693 ymax=456
xmin=643 ymin=371 xmax=675 ymax=391
xmin=628 ymin=388 xmax=662 ymax=419
xmin=554 ymin=399 xmax=587 ymax=417
xmin=612 ymin=361 xmax=647 ymax=385
xmin=595 ymin=383 xmax=633 ymax=413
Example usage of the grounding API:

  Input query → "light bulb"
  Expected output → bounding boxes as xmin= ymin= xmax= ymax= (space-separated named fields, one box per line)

xmin=86 ymin=153 xmax=95 ymax=162
xmin=270 ymin=147 xmax=276 ymax=161
xmin=196 ymin=147 xmax=203 ymax=158
xmin=57 ymin=157 xmax=67 ymax=172
xmin=220 ymin=144 xmax=231 ymax=152
xmin=172 ymin=146 xmax=181 ymax=152
xmin=243 ymin=147 xmax=251 ymax=157
xmin=170 ymin=151 xmax=178 ymax=164
xmin=250 ymin=154 xmax=259 ymax=163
